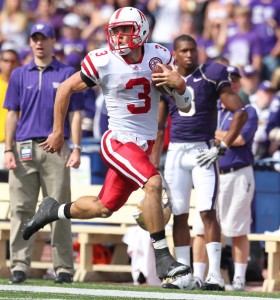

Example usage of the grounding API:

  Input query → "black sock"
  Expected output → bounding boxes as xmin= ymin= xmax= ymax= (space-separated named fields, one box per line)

xmin=64 ymin=202 xmax=73 ymax=219
xmin=150 ymin=230 xmax=165 ymax=243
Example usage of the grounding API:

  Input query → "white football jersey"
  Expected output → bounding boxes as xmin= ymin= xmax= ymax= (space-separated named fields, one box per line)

xmin=81 ymin=43 xmax=173 ymax=140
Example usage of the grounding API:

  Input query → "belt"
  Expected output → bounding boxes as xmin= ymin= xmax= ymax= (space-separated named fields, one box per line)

xmin=219 ymin=164 xmax=250 ymax=174
xmin=32 ymin=138 xmax=47 ymax=143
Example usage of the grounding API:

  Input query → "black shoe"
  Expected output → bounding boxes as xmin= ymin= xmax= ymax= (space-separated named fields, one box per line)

xmin=22 ymin=197 xmax=60 ymax=240
xmin=156 ymin=253 xmax=191 ymax=280
xmin=54 ymin=272 xmax=73 ymax=284
xmin=161 ymin=282 xmax=180 ymax=289
xmin=9 ymin=271 xmax=26 ymax=284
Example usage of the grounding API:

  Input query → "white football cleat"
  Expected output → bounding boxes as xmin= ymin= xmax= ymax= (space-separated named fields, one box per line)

xmin=192 ymin=276 xmax=203 ymax=289
xmin=232 ymin=276 xmax=245 ymax=291
xmin=201 ymin=273 xmax=225 ymax=291
xmin=162 ymin=273 xmax=193 ymax=290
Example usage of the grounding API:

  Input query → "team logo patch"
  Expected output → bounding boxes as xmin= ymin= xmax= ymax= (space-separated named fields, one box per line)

xmin=149 ymin=57 xmax=162 ymax=70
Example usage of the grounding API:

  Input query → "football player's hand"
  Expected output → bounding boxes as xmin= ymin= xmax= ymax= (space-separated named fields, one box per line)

xmin=196 ymin=143 xmax=228 ymax=169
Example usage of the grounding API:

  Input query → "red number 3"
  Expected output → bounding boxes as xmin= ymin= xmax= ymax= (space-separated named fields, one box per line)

xmin=126 ymin=78 xmax=151 ymax=114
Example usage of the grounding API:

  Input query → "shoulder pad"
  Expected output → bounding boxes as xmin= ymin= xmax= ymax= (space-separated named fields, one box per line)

xmin=87 ymin=48 xmax=110 ymax=67
xmin=200 ymin=62 xmax=229 ymax=83
xmin=150 ymin=43 xmax=173 ymax=65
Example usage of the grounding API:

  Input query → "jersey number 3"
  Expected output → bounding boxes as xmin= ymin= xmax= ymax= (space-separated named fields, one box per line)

xmin=126 ymin=78 xmax=151 ymax=114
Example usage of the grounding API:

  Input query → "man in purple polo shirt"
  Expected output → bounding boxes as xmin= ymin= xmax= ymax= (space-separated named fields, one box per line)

xmin=151 ymin=35 xmax=247 ymax=291
xmin=215 ymin=67 xmax=258 ymax=291
xmin=3 ymin=23 xmax=82 ymax=284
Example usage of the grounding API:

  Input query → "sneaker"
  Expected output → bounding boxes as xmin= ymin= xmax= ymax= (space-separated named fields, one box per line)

xmin=156 ymin=253 xmax=191 ymax=280
xmin=162 ymin=273 xmax=193 ymax=290
xmin=22 ymin=197 xmax=60 ymax=240
xmin=232 ymin=276 xmax=245 ymax=291
xmin=201 ymin=273 xmax=225 ymax=291
xmin=192 ymin=276 xmax=203 ymax=290
xmin=9 ymin=271 xmax=26 ymax=284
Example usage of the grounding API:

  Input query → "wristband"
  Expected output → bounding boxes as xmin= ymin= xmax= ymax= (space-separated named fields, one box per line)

xmin=172 ymin=86 xmax=192 ymax=109
xmin=220 ymin=141 xmax=229 ymax=149
xmin=4 ymin=149 xmax=13 ymax=153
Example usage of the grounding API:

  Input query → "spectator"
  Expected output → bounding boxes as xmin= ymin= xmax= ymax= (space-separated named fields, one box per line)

xmin=4 ymin=22 xmax=82 ymax=284
xmin=179 ymin=13 xmax=206 ymax=64
xmin=222 ymin=5 xmax=262 ymax=72
xmin=200 ymin=0 xmax=230 ymax=62
xmin=249 ymin=0 xmax=280 ymax=80
xmin=148 ymin=0 xmax=185 ymax=49
xmin=239 ymin=65 xmax=260 ymax=105
xmin=265 ymin=72 xmax=280 ymax=158
xmin=30 ymin=0 xmax=65 ymax=38
xmin=251 ymin=80 xmax=279 ymax=159
xmin=0 ymin=42 xmax=20 ymax=173
xmin=22 ymin=7 xmax=192 ymax=282
xmin=59 ymin=13 xmax=87 ymax=60
xmin=151 ymin=34 xmax=247 ymax=291
xmin=79 ymin=0 xmax=114 ymax=41
xmin=0 ymin=0 xmax=29 ymax=50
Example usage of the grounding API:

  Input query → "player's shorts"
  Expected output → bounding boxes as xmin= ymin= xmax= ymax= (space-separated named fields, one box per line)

xmin=98 ymin=130 xmax=158 ymax=211
xmin=164 ymin=141 xmax=219 ymax=216
xmin=193 ymin=165 xmax=254 ymax=236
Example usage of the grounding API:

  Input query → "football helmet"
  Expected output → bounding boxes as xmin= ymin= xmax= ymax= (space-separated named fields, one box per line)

xmin=133 ymin=174 xmax=171 ymax=231
xmin=105 ymin=7 xmax=149 ymax=56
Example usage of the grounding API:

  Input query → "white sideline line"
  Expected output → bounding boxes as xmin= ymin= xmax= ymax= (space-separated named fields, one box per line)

xmin=0 ymin=285 xmax=276 ymax=300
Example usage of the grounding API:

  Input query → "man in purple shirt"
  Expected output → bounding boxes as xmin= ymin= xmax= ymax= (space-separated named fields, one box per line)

xmin=215 ymin=69 xmax=258 ymax=291
xmin=4 ymin=23 xmax=82 ymax=284
xmin=152 ymin=35 xmax=247 ymax=291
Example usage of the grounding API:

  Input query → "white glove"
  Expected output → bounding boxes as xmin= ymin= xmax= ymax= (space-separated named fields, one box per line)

xmin=196 ymin=142 xmax=228 ymax=169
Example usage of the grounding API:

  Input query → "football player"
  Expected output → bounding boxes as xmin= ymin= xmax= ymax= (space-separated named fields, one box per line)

xmin=22 ymin=7 xmax=193 ymax=280
xmin=151 ymin=34 xmax=248 ymax=290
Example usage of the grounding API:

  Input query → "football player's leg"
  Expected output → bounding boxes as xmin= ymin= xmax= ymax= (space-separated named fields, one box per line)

xmin=105 ymin=139 xmax=191 ymax=279
xmin=193 ymin=163 xmax=225 ymax=291
xmin=162 ymin=142 xmax=193 ymax=289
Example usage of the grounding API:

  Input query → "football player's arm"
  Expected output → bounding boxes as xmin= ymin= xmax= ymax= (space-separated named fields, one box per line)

xmin=39 ymin=71 xmax=90 ymax=154
xmin=53 ymin=72 xmax=89 ymax=136
xmin=152 ymin=64 xmax=192 ymax=113
xmin=219 ymin=86 xmax=248 ymax=148
xmin=150 ymin=98 xmax=169 ymax=169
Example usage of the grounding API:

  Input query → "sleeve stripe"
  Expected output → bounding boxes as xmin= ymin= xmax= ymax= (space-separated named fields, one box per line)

xmin=167 ymin=53 xmax=172 ymax=65
xmin=85 ymin=55 xmax=99 ymax=79
xmin=81 ymin=61 xmax=92 ymax=78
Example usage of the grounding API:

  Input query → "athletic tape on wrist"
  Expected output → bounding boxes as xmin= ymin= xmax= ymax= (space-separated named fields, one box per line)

xmin=173 ymin=86 xmax=192 ymax=109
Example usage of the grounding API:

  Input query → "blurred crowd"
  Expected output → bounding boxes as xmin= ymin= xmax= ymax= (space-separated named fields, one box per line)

xmin=1 ymin=0 xmax=280 ymax=162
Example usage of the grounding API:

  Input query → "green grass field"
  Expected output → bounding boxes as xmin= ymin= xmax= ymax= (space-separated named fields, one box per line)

xmin=0 ymin=279 xmax=280 ymax=300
